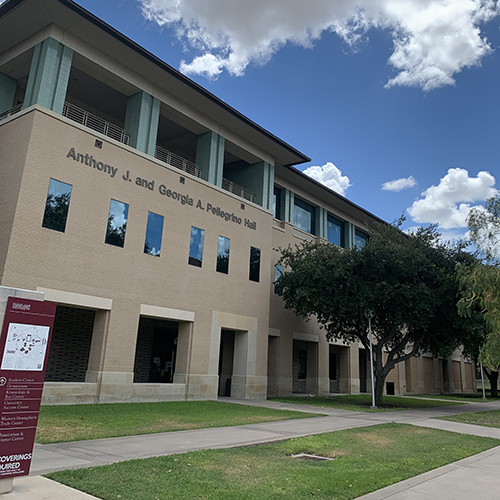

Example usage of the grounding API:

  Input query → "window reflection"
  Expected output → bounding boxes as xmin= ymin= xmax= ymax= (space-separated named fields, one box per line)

xmin=216 ymin=236 xmax=230 ymax=274
xmin=274 ymin=264 xmax=284 ymax=293
xmin=327 ymin=215 xmax=344 ymax=247
xmin=294 ymin=198 xmax=315 ymax=234
xmin=144 ymin=212 xmax=164 ymax=256
xmin=42 ymin=178 xmax=72 ymax=232
xmin=355 ymin=229 xmax=368 ymax=248
xmin=105 ymin=199 xmax=129 ymax=247
xmin=188 ymin=226 xmax=205 ymax=267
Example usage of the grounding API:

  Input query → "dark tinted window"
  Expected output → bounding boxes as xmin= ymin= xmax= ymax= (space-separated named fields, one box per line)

xmin=273 ymin=186 xmax=282 ymax=219
xmin=249 ymin=246 xmax=261 ymax=282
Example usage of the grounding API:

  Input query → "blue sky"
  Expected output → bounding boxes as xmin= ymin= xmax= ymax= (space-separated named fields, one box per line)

xmin=65 ymin=1 xmax=500 ymax=239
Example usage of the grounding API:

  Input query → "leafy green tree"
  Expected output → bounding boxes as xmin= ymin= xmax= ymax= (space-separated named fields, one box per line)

xmin=478 ymin=333 xmax=500 ymax=397
xmin=468 ymin=195 xmax=500 ymax=262
xmin=276 ymin=223 xmax=472 ymax=406
xmin=105 ymin=214 xmax=127 ymax=247
xmin=42 ymin=192 xmax=71 ymax=232
xmin=458 ymin=195 xmax=500 ymax=395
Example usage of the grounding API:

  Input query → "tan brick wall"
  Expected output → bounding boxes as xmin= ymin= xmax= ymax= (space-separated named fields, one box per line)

xmin=1 ymin=108 xmax=272 ymax=402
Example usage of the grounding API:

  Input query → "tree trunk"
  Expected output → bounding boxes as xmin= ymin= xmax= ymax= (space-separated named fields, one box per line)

xmin=374 ymin=374 xmax=386 ymax=407
xmin=485 ymin=370 xmax=499 ymax=397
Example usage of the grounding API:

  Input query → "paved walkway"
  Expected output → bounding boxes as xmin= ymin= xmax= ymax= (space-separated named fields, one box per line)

xmin=4 ymin=398 xmax=500 ymax=499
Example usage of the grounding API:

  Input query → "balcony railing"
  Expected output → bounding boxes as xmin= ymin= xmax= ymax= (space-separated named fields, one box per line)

xmin=62 ymin=102 xmax=131 ymax=146
xmin=154 ymin=145 xmax=203 ymax=178
xmin=222 ymin=177 xmax=256 ymax=203
xmin=0 ymin=103 xmax=23 ymax=122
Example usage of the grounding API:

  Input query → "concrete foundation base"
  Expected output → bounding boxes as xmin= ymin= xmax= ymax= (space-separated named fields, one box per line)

xmin=0 ymin=477 xmax=13 ymax=494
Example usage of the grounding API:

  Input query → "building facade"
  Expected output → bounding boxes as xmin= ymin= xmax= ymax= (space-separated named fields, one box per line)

xmin=0 ymin=0 xmax=475 ymax=405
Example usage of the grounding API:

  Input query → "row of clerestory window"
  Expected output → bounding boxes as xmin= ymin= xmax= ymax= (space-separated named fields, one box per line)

xmin=273 ymin=185 xmax=368 ymax=247
xmin=42 ymin=178 xmax=261 ymax=282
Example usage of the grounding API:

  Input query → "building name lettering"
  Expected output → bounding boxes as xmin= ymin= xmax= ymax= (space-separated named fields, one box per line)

xmin=66 ymin=148 xmax=257 ymax=230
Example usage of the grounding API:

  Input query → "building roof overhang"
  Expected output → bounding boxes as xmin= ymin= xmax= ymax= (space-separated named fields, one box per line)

xmin=0 ymin=0 xmax=310 ymax=168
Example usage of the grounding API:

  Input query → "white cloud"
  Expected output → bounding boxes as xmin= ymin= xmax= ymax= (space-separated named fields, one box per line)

xmin=382 ymin=175 xmax=417 ymax=192
xmin=139 ymin=0 xmax=500 ymax=89
xmin=407 ymin=168 xmax=497 ymax=229
xmin=302 ymin=162 xmax=352 ymax=196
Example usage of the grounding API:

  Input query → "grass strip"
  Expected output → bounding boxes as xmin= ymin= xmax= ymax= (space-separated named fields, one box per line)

xmin=270 ymin=395 xmax=463 ymax=412
xmin=47 ymin=423 xmax=499 ymax=500
xmin=402 ymin=393 xmax=497 ymax=402
xmin=36 ymin=401 xmax=320 ymax=444
xmin=439 ymin=409 xmax=500 ymax=429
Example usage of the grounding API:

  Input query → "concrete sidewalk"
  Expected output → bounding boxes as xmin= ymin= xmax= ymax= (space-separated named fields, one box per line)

xmin=4 ymin=398 xmax=500 ymax=499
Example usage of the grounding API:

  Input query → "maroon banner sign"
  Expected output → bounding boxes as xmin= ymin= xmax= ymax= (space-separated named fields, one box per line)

xmin=0 ymin=297 xmax=56 ymax=479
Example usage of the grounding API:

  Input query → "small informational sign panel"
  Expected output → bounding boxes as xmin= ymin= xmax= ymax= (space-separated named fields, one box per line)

xmin=0 ymin=297 xmax=56 ymax=479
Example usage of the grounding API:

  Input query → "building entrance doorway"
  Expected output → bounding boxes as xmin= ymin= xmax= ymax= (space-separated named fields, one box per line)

xmin=218 ymin=330 xmax=235 ymax=396
xmin=133 ymin=317 xmax=178 ymax=383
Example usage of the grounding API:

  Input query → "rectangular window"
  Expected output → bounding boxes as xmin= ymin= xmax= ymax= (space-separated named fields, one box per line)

xmin=249 ymin=246 xmax=261 ymax=282
xmin=355 ymin=229 xmax=368 ymax=248
xmin=294 ymin=197 xmax=316 ymax=234
xmin=105 ymin=199 xmax=129 ymax=247
xmin=144 ymin=212 xmax=164 ymax=256
xmin=188 ymin=226 xmax=205 ymax=267
xmin=216 ymin=236 xmax=230 ymax=274
xmin=274 ymin=264 xmax=284 ymax=293
xmin=42 ymin=178 xmax=72 ymax=232
xmin=327 ymin=215 xmax=344 ymax=247
xmin=273 ymin=186 xmax=282 ymax=220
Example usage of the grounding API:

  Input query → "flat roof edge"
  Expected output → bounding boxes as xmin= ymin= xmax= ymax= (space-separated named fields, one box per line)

xmin=0 ymin=0 xmax=310 ymax=165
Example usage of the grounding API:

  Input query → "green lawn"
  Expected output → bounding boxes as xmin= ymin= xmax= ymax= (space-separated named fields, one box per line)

xmin=439 ymin=409 xmax=500 ymax=429
xmin=270 ymin=395 xmax=463 ymax=412
xmin=36 ymin=401 xmax=320 ymax=444
xmin=403 ymin=393 xmax=497 ymax=403
xmin=47 ymin=423 xmax=499 ymax=500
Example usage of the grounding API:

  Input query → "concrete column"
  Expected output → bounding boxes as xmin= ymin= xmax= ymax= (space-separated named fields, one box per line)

xmin=397 ymin=360 xmax=406 ymax=394
xmin=0 ymin=72 xmax=17 ymax=114
xmin=433 ymin=358 xmax=441 ymax=393
xmin=267 ymin=335 xmax=279 ymax=397
xmin=315 ymin=207 xmax=327 ymax=239
xmin=278 ymin=332 xmax=293 ymax=396
xmin=284 ymin=189 xmax=295 ymax=224
xmin=85 ymin=309 xmax=110 ymax=382
xmin=172 ymin=321 xmax=193 ymax=385
xmin=317 ymin=340 xmax=330 ymax=395
xmin=243 ymin=161 xmax=274 ymax=209
xmin=305 ymin=342 xmax=319 ymax=394
xmin=196 ymin=131 xmax=225 ymax=187
xmin=348 ymin=342 xmax=360 ymax=393
xmin=417 ymin=356 xmax=425 ymax=393
xmin=231 ymin=331 xmax=249 ymax=398
xmin=459 ymin=358 xmax=466 ymax=392
xmin=344 ymin=222 xmax=355 ymax=248
xmin=220 ymin=160 xmax=274 ymax=208
xmin=124 ymin=91 xmax=160 ymax=155
xmin=24 ymin=37 xmax=73 ymax=115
